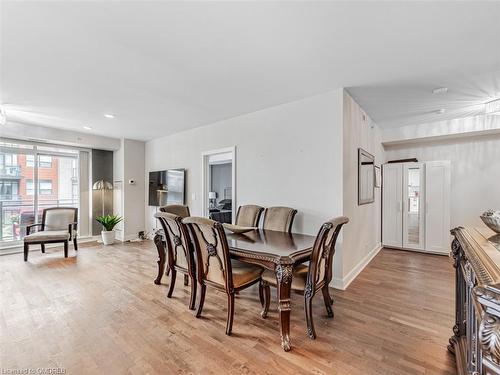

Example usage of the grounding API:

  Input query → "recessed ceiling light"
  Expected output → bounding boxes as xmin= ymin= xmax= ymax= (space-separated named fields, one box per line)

xmin=83 ymin=126 xmax=92 ymax=130
xmin=432 ymin=87 xmax=448 ymax=94
xmin=435 ymin=109 xmax=446 ymax=114
xmin=104 ymin=113 xmax=115 ymax=119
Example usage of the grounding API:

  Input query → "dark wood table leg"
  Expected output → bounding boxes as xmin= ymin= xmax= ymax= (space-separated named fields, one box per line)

xmin=154 ymin=233 xmax=166 ymax=285
xmin=275 ymin=263 xmax=293 ymax=352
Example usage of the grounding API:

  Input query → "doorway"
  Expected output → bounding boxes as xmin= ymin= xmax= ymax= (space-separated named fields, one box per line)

xmin=202 ymin=147 xmax=235 ymax=223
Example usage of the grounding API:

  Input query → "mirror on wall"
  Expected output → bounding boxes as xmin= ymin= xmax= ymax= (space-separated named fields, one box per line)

xmin=358 ymin=148 xmax=375 ymax=205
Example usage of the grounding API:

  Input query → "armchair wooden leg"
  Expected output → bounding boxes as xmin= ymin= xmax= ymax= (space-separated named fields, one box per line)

xmin=321 ymin=285 xmax=334 ymax=318
xmin=196 ymin=284 xmax=206 ymax=318
xmin=261 ymin=281 xmax=270 ymax=318
xmin=41 ymin=244 xmax=45 ymax=253
xmin=184 ymin=274 xmax=189 ymax=286
xmin=305 ymin=296 xmax=316 ymax=340
xmin=188 ymin=275 xmax=197 ymax=310
xmin=167 ymin=269 xmax=177 ymax=298
xmin=226 ymin=292 xmax=235 ymax=336
xmin=73 ymin=238 xmax=78 ymax=251
xmin=64 ymin=241 xmax=68 ymax=258
xmin=24 ymin=243 xmax=29 ymax=261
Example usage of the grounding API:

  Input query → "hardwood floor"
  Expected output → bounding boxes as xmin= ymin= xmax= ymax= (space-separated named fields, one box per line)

xmin=0 ymin=243 xmax=456 ymax=374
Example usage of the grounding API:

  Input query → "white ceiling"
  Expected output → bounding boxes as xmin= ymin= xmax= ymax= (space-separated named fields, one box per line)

xmin=1 ymin=1 xmax=500 ymax=140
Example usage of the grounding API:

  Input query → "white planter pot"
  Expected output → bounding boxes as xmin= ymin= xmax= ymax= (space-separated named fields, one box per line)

xmin=101 ymin=230 xmax=115 ymax=245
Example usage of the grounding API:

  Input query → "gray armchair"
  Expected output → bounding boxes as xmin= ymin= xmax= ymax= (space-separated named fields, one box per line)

xmin=23 ymin=207 xmax=78 ymax=261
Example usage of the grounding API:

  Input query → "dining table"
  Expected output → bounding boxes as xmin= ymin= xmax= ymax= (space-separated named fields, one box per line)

xmin=153 ymin=228 xmax=317 ymax=352
xmin=226 ymin=229 xmax=316 ymax=351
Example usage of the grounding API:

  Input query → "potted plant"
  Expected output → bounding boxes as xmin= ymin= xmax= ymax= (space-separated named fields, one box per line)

xmin=96 ymin=214 xmax=123 ymax=245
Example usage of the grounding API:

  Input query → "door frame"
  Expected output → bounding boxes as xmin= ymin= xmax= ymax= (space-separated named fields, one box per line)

xmin=201 ymin=146 xmax=236 ymax=222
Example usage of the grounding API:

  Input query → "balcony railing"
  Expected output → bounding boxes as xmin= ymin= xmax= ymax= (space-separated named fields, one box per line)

xmin=0 ymin=198 xmax=79 ymax=242
xmin=0 ymin=166 xmax=21 ymax=178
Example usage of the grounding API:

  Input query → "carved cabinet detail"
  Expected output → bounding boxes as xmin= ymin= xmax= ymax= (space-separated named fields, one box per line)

xmin=450 ymin=227 xmax=500 ymax=375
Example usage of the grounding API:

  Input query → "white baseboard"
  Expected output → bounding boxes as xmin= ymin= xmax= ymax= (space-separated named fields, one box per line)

xmin=331 ymin=243 xmax=382 ymax=290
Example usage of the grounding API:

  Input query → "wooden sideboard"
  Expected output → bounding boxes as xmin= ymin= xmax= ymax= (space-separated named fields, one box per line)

xmin=450 ymin=226 xmax=500 ymax=375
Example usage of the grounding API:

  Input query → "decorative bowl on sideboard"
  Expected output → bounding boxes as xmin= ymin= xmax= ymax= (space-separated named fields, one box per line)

xmin=480 ymin=210 xmax=500 ymax=233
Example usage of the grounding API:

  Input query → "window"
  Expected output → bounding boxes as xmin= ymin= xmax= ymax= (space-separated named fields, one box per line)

xmin=39 ymin=156 xmax=52 ymax=168
xmin=0 ymin=139 xmax=86 ymax=246
xmin=0 ymin=181 xmax=19 ymax=199
xmin=0 ymin=154 xmax=17 ymax=167
xmin=39 ymin=180 xmax=52 ymax=195
xmin=26 ymin=180 xmax=53 ymax=195
xmin=26 ymin=155 xmax=52 ymax=168
xmin=26 ymin=180 xmax=34 ymax=195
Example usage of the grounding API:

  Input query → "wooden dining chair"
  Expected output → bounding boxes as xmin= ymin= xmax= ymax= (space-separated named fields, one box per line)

xmin=259 ymin=216 xmax=348 ymax=339
xmin=160 ymin=204 xmax=191 ymax=218
xmin=182 ymin=216 xmax=263 ymax=335
xmin=235 ymin=205 xmax=264 ymax=227
xmin=262 ymin=206 xmax=298 ymax=232
xmin=160 ymin=204 xmax=190 ymax=277
xmin=154 ymin=212 xmax=197 ymax=310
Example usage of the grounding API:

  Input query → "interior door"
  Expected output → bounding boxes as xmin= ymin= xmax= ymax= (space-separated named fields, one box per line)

xmin=382 ymin=163 xmax=403 ymax=248
xmin=403 ymin=163 xmax=425 ymax=250
xmin=425 ymin=161 xmax=451 ymax=253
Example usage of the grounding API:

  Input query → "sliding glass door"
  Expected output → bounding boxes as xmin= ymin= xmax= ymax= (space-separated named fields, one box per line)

xmin=0 ymin=151 xmax=34 ymax=242
xmin=0 ymin=140 xmax=81 ymax=248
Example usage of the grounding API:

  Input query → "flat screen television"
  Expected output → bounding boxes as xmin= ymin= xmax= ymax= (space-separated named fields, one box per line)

xmin=148 ymin=169 xmax=186 ymax=206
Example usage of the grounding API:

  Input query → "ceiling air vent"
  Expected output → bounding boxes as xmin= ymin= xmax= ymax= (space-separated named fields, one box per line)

xmin=485 ymin=98 xmax=500 ymax=115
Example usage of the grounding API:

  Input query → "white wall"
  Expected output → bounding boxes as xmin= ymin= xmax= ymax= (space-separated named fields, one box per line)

xmin=385 ymin=132 xmax=500 ymax=229
xmin=340 ymin=91 xmax=385 ymax=289
xmin=113 ymin=138 xmax=146 ymax=240
xmin=145 ymin=89 xmax=344 ymax=251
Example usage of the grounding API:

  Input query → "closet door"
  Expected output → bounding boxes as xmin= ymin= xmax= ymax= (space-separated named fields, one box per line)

xmin=403 ymin=163 xmax=426 ymax=250
xmin=382 ymin=164 xmax=403 ymax=248
xmin=425 ymin=161 xmax=451 ymax=253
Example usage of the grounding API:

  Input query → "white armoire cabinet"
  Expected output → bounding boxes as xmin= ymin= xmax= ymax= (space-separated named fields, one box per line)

xmin=382 ymin=161 xmax=450 ymax=254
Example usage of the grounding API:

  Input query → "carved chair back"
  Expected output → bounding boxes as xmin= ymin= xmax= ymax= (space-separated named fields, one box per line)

xmin=160 ymin=204 xmax=191 ymax=219
xmin=183 ymin=217 xmax=233 ymax=291
xmin=155 ymin=212 xmax=193 ymax=273
xmin=306 ymin=216 xmax=349 ymax=295
xmin=262 ymin=206 xmax=298 ymax=233
xmin=235 ymin=205 xmax=264 ymax=227
xmin=43 ymin=207 xmax=78 ymax=232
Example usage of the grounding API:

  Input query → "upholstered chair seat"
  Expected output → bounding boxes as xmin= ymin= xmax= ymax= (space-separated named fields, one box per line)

xmin=261 ymin=264 xmax=308 ymax=291
xmin=231 ymin=260 xmax=264 ymax=288
xmin=260 ymin=216 xmax=348 ymax=340
xmin=183 ymin=216 xmax=263 ymax=335
xmin=24 ymin=230 xmax=70 ymax=243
